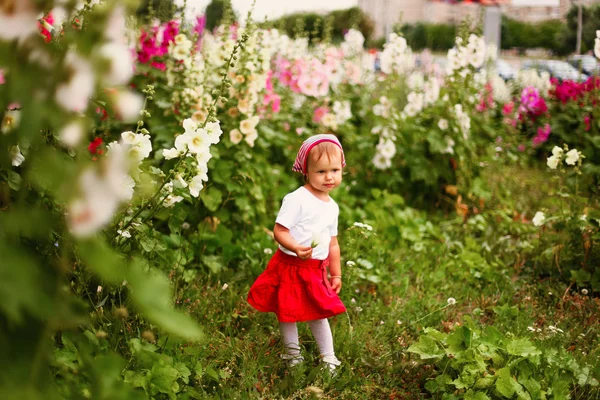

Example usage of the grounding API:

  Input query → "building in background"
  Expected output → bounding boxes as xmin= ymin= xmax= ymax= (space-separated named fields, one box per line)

xmin=359 ymin=0 xmax=599 ymax=39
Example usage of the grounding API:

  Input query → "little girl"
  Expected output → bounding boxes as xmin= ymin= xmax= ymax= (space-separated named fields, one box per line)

xmin=247 ymin=134 xmax=347 ymax=372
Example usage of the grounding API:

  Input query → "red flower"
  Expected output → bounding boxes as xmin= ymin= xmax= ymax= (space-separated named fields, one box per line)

xmin=88 ymin=137 xmax=104 ymax=155
xmin=38 ymin=13 xmax=54 ymax=43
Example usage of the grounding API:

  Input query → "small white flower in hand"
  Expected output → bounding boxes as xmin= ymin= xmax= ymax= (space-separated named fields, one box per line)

xmin=311 ymin=231 xmax=323 ymax=248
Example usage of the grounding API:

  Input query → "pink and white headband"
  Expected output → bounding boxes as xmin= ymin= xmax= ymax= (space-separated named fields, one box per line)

xmin=292 ymin=134 xmax=346 ymax=174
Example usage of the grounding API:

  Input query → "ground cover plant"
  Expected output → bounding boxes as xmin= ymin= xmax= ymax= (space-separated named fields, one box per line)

xmin=0 ymin=1 xmax=599 ymax=399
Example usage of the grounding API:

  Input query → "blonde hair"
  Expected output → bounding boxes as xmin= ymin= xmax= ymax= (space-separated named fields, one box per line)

xmin=306 ymin=142 xmax=342 ymax=174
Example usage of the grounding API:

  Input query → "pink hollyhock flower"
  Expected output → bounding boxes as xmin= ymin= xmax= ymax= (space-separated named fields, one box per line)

xmin=518 ymin=144 xmax=526 ymax=152
xmin=263 ymin=93 xmax=281 ymax=114
xmin=584 ymin=115 xmax=591 ymax=131
xmin=502 ymin=101 xmax=514 ymax=115
xmin=265 ymin=70 xmax=274 ymax=92
xmin=532 ymin=124 xmax=551 ymax=146
xmin=313 ymin=106 xmax=329 ymax=123
xmin=519 ymin=87 xmax=547 ymax=118
xmin=38 ymin=13 xmax=54 ymax=42
xmin=0 ymin=69 xmax=5 ymax=85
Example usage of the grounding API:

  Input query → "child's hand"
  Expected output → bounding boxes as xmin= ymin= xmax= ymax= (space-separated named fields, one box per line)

xmin=295 ymin=245 xmax=313 ymax=260
xmin=330 ymin=277 xmax=342 ymax=294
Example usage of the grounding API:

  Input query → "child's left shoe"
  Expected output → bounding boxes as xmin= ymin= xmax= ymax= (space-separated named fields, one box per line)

xmin=321 ymin=355 xmax=341 ymax=376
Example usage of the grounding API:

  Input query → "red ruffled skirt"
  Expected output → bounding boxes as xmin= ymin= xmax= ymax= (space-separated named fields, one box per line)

xmin=247 ymin=250 xmax=346 ymax=322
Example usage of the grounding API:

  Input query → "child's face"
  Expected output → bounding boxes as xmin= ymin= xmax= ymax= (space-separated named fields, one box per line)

xmin=305 ymin=149 xmax=343 ymax=196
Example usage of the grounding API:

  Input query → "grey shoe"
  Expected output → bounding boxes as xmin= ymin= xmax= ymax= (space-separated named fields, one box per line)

xmin=322 ymin=355 xmax=341 ymax=376
xmin=281 ymin=353 xmax=304 ymax=367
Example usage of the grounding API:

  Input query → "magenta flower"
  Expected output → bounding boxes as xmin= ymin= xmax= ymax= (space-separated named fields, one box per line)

xmin=532 ymin=124 xmax=551 ymax=146
xmin=519 ymin=87 xmax=547 ymax=118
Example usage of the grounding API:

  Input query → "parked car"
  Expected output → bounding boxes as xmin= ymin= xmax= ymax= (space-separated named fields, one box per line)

xmin=495 ymin=59 xmax=516 ymax=81
xmin=567 ymin=55 xmax=600 ymax=76
xmin=521 ymin=60 xmax=588 ymax=82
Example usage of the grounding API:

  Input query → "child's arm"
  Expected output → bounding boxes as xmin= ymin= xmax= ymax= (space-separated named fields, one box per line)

xmin=328 ymin=236 xmax=342 ymax=294
xmin=273 ymin=223 xmax=313 ymax=260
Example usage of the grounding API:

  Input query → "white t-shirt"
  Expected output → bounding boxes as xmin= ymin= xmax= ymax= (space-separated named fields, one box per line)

xmin=275 ymin=186 xmax=339 ymax=260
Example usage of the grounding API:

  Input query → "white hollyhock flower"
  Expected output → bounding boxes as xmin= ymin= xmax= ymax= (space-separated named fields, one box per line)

xmin=532 ymin=211 xmax=546 ymax=227
xmin=59 ymin=121 xmax=85 ymax=147
xmin=377 ymin=139 xmax=396 ymax=159
xmin=55 ymin=52 xmax=95 ymax=112
xmin=546 ymin=155 xmax=560 ymax=170
xmin=98 ymin=41 xmax=134 ymax=86
xmin=164 ymin=194 xmax=184 ymax=207
xmin=565 ymin=149 xmax=580 ymax=165
xmin=104 ymin=5 xmax=127 ymax=43
xmin=438 ymin=119 xmax=448 ymax=131
xmin=205 ymin=121 xmax=222 ymax=144
xmin=0 ymin=0 xmax=39 ymax=41
xmin=111 ymin=90 xmax=144 ymax=123
xmin=372 ymin=153 xmax=391 ymax=170
xmin=163 ymin=148 xmax=181 ymax=159
xmin=196 ymin=164 xmax=209 ymax=182
xmin=245 ymin=130 xmax=258 ymax=147
xmin=1 ymin=110 xmax=21 ymax=134
xmin=239 ymin=116 xmax=260 ymax=135
xmin=174 ymin=174 xmax=188 ymax=188
xmin=186 ymin=128 xmax=211 ymax=154
xmin=189 ymin=175 xmax=204 ymax=197
xmin=182 ymin=118 xmax=198 ymax=134
xmin=229 ymin=128 xmax=243 ymax=144
xmin=551 ymin=146 xmax=563 ymax=157
xmin=9 ymin=145 xmax=24 ymax=166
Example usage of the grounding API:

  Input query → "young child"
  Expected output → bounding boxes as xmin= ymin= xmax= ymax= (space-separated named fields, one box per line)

xmin=247 ymin=134 xmax=347 ymax=372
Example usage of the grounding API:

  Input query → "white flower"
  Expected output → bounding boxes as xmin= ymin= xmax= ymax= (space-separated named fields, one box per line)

xmin=581 ymin=288 xmax=588 ymax=295
xmin=174 ymin=174 xmax=188 ymax=188
xmin=377 ymin=138 xmax=396 ymax=159
xmin=205 ymin=121 xmax=223 ymax=144
xmin=372 ymin=153 xmax=391 ymax=170
xmin=55 ymin=52 xmax=95 ymax=112
xmin=245 ymin=130 xmax=258 ymax=147
xmin=163 ymin=148 xmax=181 ymax=159
xmin=163 ymin=194 xmax=184 ymax=207
xmin=240 ymin=116 xmax=260 ymax=135
xmin=117 ymin=229 xmax=131 ymax=238
xmin=97 ymin=285 xmax=103 ymax=293
xmin=189 ymin=175 xmax=204 ymax=197
xmin=564 ymin=149 xmax=580 ymax=165
xmin=551 ymin=146 xmax=563 ymax=157
xmin=447 ymin=297 xmax=456 ymax=305
xmin=0 ymin=0 xmax=39 ymax=41
xmin=229 ymin=128 xmax=243 ymax=144
xmin=438 ymin=119 xmax=448 ymax=131
xmin=9 ymin=145 xmax=25 ymax=166
xmin=532 ymin=211 xmax=546 ymax=227
xmin=546 ymin=155 xmax=560 ymax=170
xmin=311 ymin=231 xmax=324 ymax=248
xmin=59 ymin=121 xmax=84 ymax=147
xmin=346 ymin=260 xmax=356 ymax=267
xmin=221 ymin=283 xmax=229 ymax=291
xmin=111 ymin=90 xmax=144 ymax=123
xmin=98 ymin=41 xmax=134 ymax=86
xmin=595 ymin=31 xmax=600 ymax=59
xmin=186 ymin=128 xmax=211 ymax=155
xmin=1 ymin=110 xmax=20 ymax=134
xmin=264 ymin=248 xmax=273 ymax=255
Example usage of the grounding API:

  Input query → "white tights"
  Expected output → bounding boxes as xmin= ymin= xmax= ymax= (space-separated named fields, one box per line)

xmin=279 ymin=319 xmax=340 ymax=365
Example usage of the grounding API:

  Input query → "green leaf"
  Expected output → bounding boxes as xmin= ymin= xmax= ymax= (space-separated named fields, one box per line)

xmin=7 ymin=170 xmax=21 ymax=190
xmin=78 ymin=239 xmax=128 ymax=283
xmin=200 ymin=186 xmax=223 ymax=212
xmin=201 ymin=255 xmax=224 ymax=274
xmin=151 ymin=361 xmax=180 ymax=394
xmin=465 ymin=390 xmax=491 ymax=400
xmin=506 ymin=339 xmax=541 ymax=358
xmin=495 ymin=367 xmax=524 ymax=398
xmin=128 ymin=261 xmax=203 ymax=341
xmin=407 ymin=335 xmax=445 ymax=360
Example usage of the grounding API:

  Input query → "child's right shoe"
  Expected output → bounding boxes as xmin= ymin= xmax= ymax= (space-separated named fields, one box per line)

xmin=321 ymin=355 xmax=341 ymax=376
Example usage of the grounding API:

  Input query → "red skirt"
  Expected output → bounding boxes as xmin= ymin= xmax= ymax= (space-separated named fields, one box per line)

xmin=247 ymin=250 xmax=346 ymax=322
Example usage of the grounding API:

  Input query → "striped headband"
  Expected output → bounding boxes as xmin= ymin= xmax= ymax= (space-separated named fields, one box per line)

xmin=292 ymin=134 xmax=346 ymax=174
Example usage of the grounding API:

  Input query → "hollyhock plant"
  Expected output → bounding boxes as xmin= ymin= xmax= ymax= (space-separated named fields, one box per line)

xmin=38 ymin=13 xmax=54 ymax=42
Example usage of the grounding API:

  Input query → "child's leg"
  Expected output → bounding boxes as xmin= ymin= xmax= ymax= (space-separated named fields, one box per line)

xmin=279 ymin=322 xmax=303 ymax=365
xmin=308 ymin=318 xmax=341 ymax=367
